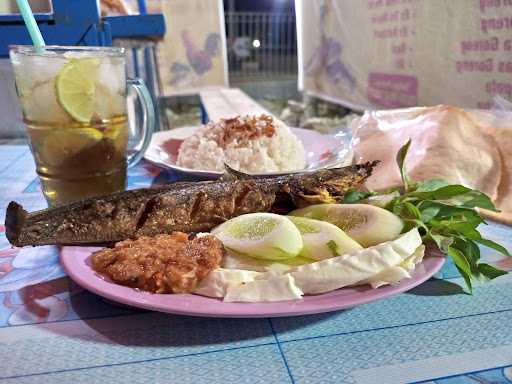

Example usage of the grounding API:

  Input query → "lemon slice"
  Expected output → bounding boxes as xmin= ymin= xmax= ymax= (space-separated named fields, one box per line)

xmin=103 ymin=121 xmax=128 ymax=154
xmin=56 ymin=58 xmax=100 ymax=123
xmin=103 ymin=121 xmax=126 ymax=142
xmin=211 ymin=213 xmax=303 ymax=261
xmin=41 ymin=128 xmax=103 ymax=165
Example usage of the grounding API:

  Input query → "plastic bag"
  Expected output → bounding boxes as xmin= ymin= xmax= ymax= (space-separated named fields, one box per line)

xmin=304 ymin=118 xmax=354 ymax=171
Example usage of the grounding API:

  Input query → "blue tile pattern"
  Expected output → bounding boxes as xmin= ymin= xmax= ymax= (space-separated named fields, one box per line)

xmin=0 ymin=344 xmax=292 ymax=384
xmin=415 ymin=365 xmax=512 ymax=383
xmin=280 ymin=310 xmax=512 ymax=384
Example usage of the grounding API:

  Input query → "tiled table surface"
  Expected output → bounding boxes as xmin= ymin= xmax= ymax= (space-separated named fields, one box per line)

xmin=1 ymin=145 xmax=511 ymax=384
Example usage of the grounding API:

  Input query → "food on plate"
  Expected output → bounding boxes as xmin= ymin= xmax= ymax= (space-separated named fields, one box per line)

xmin=211 ymin=213 xmax=303 ymax=260
xmin=224 ymin=274 xmax=304 ymax=302
xmin=221 ymin=251 xmax=312 ymax=273
xmin=200 ymin=139 xmax=511 ymax=300
xmin=91 ymin=232 xmax=224 ymax=293
xmin=289 ymin=204 xmax=403 ymax=247
xmin=194 ymin=228 xmax=424 ymax=302
xmin=288 ymin=228 xmax=423 ymax=294
xmin=194 ymin=268 xmax=260 ymax=298
xmin=345 ymin=139 xmax=510 ymax=293
xmin=5 ymin=162 xmax=376 ymax=247
xmin=176 ymin=114 xmax=306 ymax=173
xmin=287 ymin=216 xmax=362 ymax=260
xmin=5 ymin=137 xmax=510 ymax=302
xmin=351 ymin=105 xmax=501 ymax=200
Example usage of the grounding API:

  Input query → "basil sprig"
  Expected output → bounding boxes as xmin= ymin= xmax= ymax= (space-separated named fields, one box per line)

xmin=345 ymin=139 xmax=510 ymax=293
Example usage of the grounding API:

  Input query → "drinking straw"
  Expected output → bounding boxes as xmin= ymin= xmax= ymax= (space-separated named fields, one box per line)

xmin=137 ymin=0 xmax=147 ymax=15
xmin=16 ymin=0 xmax=46 ymax=50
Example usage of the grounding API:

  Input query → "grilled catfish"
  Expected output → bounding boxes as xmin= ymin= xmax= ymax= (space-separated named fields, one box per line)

xmin=5 ymin=162 xmax=377 ymax=247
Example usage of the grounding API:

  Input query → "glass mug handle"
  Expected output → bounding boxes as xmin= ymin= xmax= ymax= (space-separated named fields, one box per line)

xmin=126 ymin=78 xmax=156 ymax=167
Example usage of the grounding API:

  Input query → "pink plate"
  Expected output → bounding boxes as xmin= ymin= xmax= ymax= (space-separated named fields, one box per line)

xmin=60 ymin=247 xmax=445 ymax=318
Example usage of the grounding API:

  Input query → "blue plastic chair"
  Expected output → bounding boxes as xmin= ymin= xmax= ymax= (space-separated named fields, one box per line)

xmin=0 ymin=0 xmax=165 ymax=57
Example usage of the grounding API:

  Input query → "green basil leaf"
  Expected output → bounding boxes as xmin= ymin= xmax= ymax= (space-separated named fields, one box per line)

xmin=456 ymin=191 xmax=498 ymax=211
xmin=396 ymin=139 xmax=412 ymax=192
xmin=474 ymin=238 xmax=511 ymax=256
xmin=439 ymin=190 xmax=497 ymax=211
xmin=448 ymin=245 xmax=473 ymax=293
xmin=465 ymin=239 xmax=481 ymax=264
xmin=383 ymin=139 xmax=510 ymax=291
xmin=404 ymin=202 xmax=421 ymax=219
xmin=430 ymin=219 xmax=481 ymax=238
xmin=454 ymin=238 xmax=480 ymax=271
xmin=415 ymin=179 xmax=450 ymax=192
xmin=445 ymin=223 xmax=481 ymax=237
xmin=401 ymin=219 xmax=429 ymax=235
xmin=460 ymin=228 xmax=482 ymax=240
xmin=477 ymin=263 xmax=509 ymax=280
xmin=394 ymin=202 xmax=422 ymax=220
xmin=407 ymin=186 xmax=496 ymax=211
xmin=408 ymin=185 xmax=472 ymax=200
xmin=431 ymin=203 xmax=485 ymax=225
xmin=420 ymin=206 xmax=441 ymax=223
xmin=430 ymin=234 xmax=453 ymax=253
xmin=343 ymin=190 xmax=374 ymax=204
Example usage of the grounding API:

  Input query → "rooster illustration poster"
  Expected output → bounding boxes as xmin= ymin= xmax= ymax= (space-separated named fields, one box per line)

xmin=157 ymin=0 xmax=228 ymax=95
xmin=297 ymin=0 xmax=512 ymax=110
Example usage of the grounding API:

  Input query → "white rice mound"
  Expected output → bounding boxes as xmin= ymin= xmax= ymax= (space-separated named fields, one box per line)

xmin=176 ymin=115 xmax=306 ymax=173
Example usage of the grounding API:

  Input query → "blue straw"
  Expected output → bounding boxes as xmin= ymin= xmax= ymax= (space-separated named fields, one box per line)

xmin=137 ymin=0 xmax=147 ymax=15
xmin=16 ymin=0 xmax=46 ymax=51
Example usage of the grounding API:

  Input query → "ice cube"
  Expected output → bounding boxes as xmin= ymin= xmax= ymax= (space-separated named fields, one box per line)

xmin=93 ymin=58 xmax=126 ymax=119
xmin=93 ymin=84 xmax=126 ymax=119
xmin=22 ymin=81 xmax=72 ymax=124
xmin=63 ymin=51 xmax=93 ymax=60
xmin=97 ymin=57 xmax=125 ymax=97
xmin=12 ymin=53 xmax=67 ymax=94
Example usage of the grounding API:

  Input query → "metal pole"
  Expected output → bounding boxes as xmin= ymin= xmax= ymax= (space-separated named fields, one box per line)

xmin=228 ymin=0 xmax=235 ymax=40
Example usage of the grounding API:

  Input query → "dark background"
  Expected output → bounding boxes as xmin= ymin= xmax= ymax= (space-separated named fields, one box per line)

xmin=224 ymin=0 xmax=295 ymax=13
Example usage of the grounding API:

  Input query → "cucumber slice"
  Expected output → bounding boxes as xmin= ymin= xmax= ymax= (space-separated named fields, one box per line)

xmin=211 ymin=213 xmax=303 ymax=260
xmin=290 ymin=204 xmax=404 ymax=247
xmin=288 ymin=216 xmax=362 ymax=260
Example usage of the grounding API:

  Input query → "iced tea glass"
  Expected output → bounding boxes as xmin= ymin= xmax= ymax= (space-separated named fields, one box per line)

xmin=9 ymin=45 xmax=155 ymax=206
